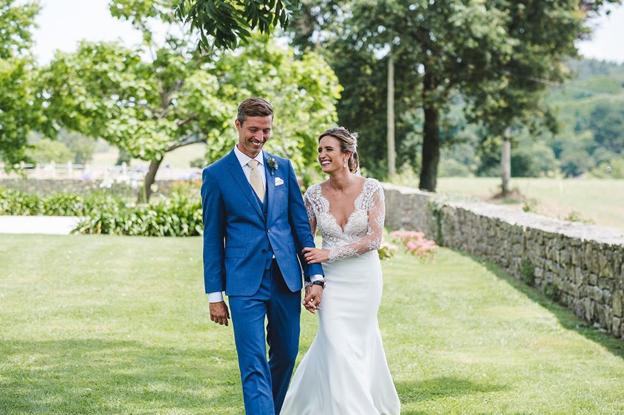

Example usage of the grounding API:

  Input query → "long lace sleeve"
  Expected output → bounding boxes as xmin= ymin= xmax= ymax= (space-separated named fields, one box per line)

xmin=328 ymin=181 xmax=385 ymax=262
xmin=303 ymin=188 xmax=317 ymax=236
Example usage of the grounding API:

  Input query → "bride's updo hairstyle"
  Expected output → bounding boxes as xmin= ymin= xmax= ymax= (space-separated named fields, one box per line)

xmin=318 ymin=127 xmax=360 ymax=174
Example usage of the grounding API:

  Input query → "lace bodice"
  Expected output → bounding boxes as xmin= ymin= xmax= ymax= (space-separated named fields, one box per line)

xmin=303 ymin=178 xmax=385 ymax=262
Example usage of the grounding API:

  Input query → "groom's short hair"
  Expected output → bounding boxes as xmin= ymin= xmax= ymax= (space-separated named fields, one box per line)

xmin=237 ymin=97 xmax=273 ymax=124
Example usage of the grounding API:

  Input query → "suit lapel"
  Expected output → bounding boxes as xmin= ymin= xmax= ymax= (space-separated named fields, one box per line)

xmin=264 ymin=152 xmax=276 ymax=225
xmin=225 ymin=150 xmax=264 ymax=220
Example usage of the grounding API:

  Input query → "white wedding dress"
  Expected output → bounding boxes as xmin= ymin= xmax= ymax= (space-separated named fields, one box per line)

xmin=280 ymin=178 xmax=401 ymax=415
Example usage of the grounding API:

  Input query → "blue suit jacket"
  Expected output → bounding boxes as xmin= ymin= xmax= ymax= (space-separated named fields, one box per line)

xmin=201 ymin=149 xmax=324 ymax=296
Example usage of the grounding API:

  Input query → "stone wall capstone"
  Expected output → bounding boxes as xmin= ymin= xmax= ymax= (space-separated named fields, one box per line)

xmin=382 ymin=183 xmax=624 ymax=340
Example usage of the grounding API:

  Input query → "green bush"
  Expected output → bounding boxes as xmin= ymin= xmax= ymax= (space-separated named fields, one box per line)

xmin=42 ymin=193 xmax=84 ymax=216
xmin=588 ymin=158 xmax=624 ymax=179
xmin=0 ymin=186 xmax=202 ymax=237
xmin=0 ymin=187 xmax=127 ymax=217
xmin=74 ymin=191 xmax=202 ymax=237
xmin=520 ymin=258 xmax=535 ymax=286
xmin=0 ymin=188 xmax=42 ymax=215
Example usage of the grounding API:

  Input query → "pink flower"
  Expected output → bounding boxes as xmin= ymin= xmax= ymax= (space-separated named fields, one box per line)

xmin=390 ymin=228 xmax=437 ymax=258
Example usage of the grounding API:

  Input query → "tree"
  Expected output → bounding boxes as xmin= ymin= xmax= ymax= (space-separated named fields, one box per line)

xmin=175 ymin=0 xmax=300 ymax=50
xmin=27 ymin=139 xmax=73 ymax=164
xmin=464 ymin=2 xmax=574 ymax=195
xmin=289 ymin=0 xmax=622 ymax=192
xmin=559 ymin=131 xmax=595 ymax=177
xmin=42 ymin=1 xmax=339 ymax=202
xmin=386 ymin=52 xmax=396 ymax=176
xmin=204 ymin=37 xmax=341 ymax=170
xmin=510 ymin=139 xmax=558 ymax=178
xmin=289 ymin=1 xmax=422 ymax=178
xmin=478 ymin=1 xmax=622 ymax=194
xmin=291 ymin=1 xmax=517 ymax=190
xmin=0 ymin=0 xmax=41 ymax=168
xmin=588 ymin=103 xmax=624 ymax=155
xmin=59 ymin=130 xmax=97 ymax=164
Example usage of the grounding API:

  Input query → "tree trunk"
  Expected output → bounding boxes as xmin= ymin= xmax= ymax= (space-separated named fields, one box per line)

xmin=136 ymin=134 xmax=206 ymax=203
xmin=387 ymin=52 xmax=396 ymax=176
xmin=419 ymin=70 xmax=440 ymax=192
xmin=501 ymin=138 xmax=511 ymax=197
xmin=139 ymin=157 xmax=164 ymax=203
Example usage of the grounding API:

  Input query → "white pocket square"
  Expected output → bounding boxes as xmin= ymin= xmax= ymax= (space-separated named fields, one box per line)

xmin=275 ymin=177 xmax=284 ymax=186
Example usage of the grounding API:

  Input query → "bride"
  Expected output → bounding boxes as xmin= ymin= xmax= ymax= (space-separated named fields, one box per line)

xmin=280 ymin=127 xmax=401 ymax=415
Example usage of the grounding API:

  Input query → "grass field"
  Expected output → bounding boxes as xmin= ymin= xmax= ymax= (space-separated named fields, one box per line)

xmin=1 ymin=235 xmax=623 ymax=414
xmin=437 ymin=177 xmax=624 ymax=231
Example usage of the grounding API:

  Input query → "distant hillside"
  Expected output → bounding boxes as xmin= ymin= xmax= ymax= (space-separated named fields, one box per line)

xmin=544 ymin=59 xmax=624 ymax=178
xmin=548 ymin=59 xmax=624 ymax=127
xmin=438 ymin=58 xmax=624 ymax=179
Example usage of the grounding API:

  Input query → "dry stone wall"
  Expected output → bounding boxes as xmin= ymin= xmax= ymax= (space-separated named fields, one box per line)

xmin=382 ymin=183 xmax=624 ymax=340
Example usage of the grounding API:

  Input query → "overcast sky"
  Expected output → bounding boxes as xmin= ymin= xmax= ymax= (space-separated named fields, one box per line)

xmin=33 ymin=0 xmax=624 ymax=65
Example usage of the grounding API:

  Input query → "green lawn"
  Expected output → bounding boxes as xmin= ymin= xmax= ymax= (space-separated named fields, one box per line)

xmin=437 ymin=177 xmax=624 ymax=231
xmin=1 ymin=235 xmax=623 ymax=414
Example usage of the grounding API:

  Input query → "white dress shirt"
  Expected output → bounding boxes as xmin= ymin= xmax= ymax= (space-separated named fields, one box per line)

xmin=207 ymin=145 xmax=323 ymax=303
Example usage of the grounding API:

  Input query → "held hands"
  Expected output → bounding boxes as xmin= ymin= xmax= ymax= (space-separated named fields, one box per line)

xmin=209 ymin=301 xmax=230 ymax=326
xmin=303 ymin=284 xmax=323 ymax=314
xmin=302 ymin=247 xmax=327 ymax=313
xmin=302 ymin=247 xmax=330 ymax=264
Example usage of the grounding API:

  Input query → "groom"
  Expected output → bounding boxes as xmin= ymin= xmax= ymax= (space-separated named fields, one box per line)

xmin=201 ymin=97 xmax=325 ymax=414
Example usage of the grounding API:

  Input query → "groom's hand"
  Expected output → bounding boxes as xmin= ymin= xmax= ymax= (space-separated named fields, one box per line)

xmin=303 ymin=285 xmax=323 ymax=314
xmin=209 ymin=301 xmax=230 ymax=326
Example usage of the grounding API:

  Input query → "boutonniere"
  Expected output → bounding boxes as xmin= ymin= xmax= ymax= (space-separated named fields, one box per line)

xmin=267 ymin=156 xmax=278 ymax=175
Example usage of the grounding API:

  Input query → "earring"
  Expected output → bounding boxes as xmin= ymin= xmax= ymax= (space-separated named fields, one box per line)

xmin=343 ymin=159 xmax=347 ymax=167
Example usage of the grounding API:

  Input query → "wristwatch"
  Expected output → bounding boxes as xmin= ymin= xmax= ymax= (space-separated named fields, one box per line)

xmin=311 ymin=280 xmax=326 ymax=289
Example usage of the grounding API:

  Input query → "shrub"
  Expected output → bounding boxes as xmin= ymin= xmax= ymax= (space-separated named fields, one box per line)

xmin=74 ymin=191 xmax=202 ymax=237
xmin=0 ymin=186 xmax=202 ymax=237
xmin=564 ymin=210 xmax=594 ymax=224
xmin=522 ymin=198 xmax=538 ymax=213
xmin=390 ymin=230 xmax=438 ymax=258
xmin=42 ymin=193 xmax=85 ymax=216
xmin=520 ymin=258 xmax=535 ymax=286
xmin=0 ymin=188 xmax=42 ymax=215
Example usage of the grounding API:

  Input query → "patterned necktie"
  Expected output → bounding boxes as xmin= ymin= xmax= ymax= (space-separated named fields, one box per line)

xmin=247 ymin=159 xmax=265 ymax=201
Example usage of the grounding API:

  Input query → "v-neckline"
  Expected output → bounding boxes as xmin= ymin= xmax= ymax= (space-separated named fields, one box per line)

xmin=318 ymin=178 xmax=368 ymax=233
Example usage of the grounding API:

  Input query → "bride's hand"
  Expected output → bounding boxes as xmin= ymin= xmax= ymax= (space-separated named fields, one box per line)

xmin=303 ymin=285 xmax=322 ymax=314
xmin=302 ymin=247 xmax=330 ymax=264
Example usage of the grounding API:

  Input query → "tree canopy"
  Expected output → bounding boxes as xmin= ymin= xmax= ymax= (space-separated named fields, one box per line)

xmin=288 ymin=0 xmax=622 ymax=191
xmin=175 ymin=0 xmax=300 ymax=50
xmin=0 ymin=0 xmax=41 ymax=168
xmin=41 ymin=1 xmax=339 ymax=200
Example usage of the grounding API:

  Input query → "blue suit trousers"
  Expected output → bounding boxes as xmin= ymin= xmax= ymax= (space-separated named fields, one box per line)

xmin=229 ymin=260 xmax=301 ymax=415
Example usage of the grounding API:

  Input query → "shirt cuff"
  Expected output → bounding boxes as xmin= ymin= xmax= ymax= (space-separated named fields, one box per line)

xmin=310 ymin=274 xmax=324 ymax=282
xmin=207 ymin=291 xmax=224 ymax=303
